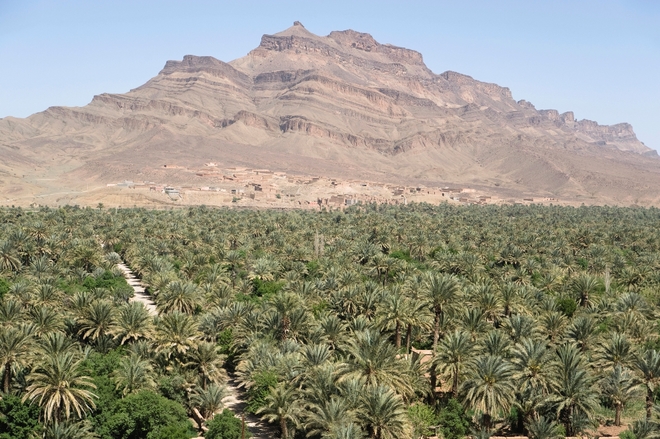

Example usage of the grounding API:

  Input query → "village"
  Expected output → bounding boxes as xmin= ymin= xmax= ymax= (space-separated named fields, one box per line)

xmin=104 ymin=161 xmax=560 ymax=209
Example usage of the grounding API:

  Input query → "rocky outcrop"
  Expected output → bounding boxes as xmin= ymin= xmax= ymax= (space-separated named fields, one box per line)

xmin=159 ymin=55 xmax=251 ymax=85
xmin=328 ymin=29 xmax=426 ymax=66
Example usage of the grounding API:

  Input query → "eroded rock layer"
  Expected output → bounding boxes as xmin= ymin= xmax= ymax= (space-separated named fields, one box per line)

xmin=0 ymin=21 xmax=658 ymax=205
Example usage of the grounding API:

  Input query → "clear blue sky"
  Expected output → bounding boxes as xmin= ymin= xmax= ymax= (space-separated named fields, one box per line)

xmin=1 ymin=0 xmax=658 ymax=150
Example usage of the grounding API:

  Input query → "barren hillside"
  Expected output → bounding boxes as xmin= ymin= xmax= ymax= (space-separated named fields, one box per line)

xmin=1 ymin=21 xmax=658 ymax=206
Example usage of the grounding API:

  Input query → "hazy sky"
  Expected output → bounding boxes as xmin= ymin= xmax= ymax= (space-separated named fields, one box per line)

xmin=1 ymin=0 xmax=658 ymax=149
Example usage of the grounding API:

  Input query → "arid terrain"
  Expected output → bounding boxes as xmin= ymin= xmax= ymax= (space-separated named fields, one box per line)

xmin=1 ymin=21 xmax=659 ymax=207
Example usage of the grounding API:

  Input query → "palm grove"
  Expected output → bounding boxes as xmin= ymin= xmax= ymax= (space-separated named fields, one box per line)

xmin=2 ymin=203 xmax=660 ymax=439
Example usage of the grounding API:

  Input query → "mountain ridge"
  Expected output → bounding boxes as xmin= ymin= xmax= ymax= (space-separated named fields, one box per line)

xmin=0 ymin=22 xmax=658 ymax=207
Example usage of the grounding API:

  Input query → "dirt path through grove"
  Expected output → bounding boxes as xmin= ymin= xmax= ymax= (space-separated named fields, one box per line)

xmin=117 ymin=259 xmax=276 ymax=438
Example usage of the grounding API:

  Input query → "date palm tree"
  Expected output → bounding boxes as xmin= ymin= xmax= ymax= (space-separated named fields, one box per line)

xmin=423 ymin=273 xmax=459 ymax=350
xmin=499 ymin=283 xmax=521 ymax=318
xmin=41 ymin=420 xmax=98 ymax=439
xmin=338 ymin=329 xmax=415 ymax=399
xmin=511 ymin=338 xmax=554 ymax=395
xmin=154 ymin=311 xmax=200 ymax=362
xmin=358 ymin=385 xmax=409 ymax=439
xmin=460 ymin=308 xmax=490 ymax=342
xmin=187 ymin=341 xmax=226 ymax=389
xmin=599 ymin=365 xmax=641 ymax=426
xmin=570 ymin=274 xmax=601 ymax=308
xmin=434 ymin=330 xmax=474 ymax=398
xmin=112 ymin=354 xmax=156 ymax=396
xmin=38 ymin=332 xmax=79 ymax=357
xmin=190 ymin=383 xmax=227 ymax=423
xmin=461 ymin=355 xmax=516 ymax=430
xmin=375 ymin=288 xmax=407 ymax=350
xmin=256 ymin=382 xmax=302 ymax=439
xmin=539 ymin=311 xmax=567 ymax=345
xmin=156 ymin=280 xmax=201 ymax=314
xmin=29 ymin=306 xmax=64 ymax=337
xmin=0 ymin=240 xmax=22 ymax=273
xmin=23 ymin=351 xmax=97 ymax=423
xmin=77 ymin=300 xmax=116 ymax=343
xmin=502 ymin=314 xmax=539 ymax=344
xmin=317 ymin=315 xmax=348 ymax=350
xmin=401 ymin=296 xmax=432 ymax=354
xmin=0 ymin=325 xmax=33 ymax=393
xmin=324 ymin=422 xmax=365 ymax=439
xmin=422 ymin=272 xmax=460 ymax=398
xmin=633 ymin=349 xmax=660 ymax=420
xmin=482 ymin=330 xmax=511 ymax=357
xmin=112 ymin=301 xmax=153 ymax=345
xmin=0 ymin=298 xmax=25 ymax=327
xmin=525 ymin=416 xmax=562 ymax=439
xmin=595 ymin=332 xmax=634 ymax=370
xmin=304 ymin=395 xmax=356 ymax=438
xmin=551 ymin=343 xmax=598 ymax=436
xmin=566 ymin=316 xmax=598 ymax=353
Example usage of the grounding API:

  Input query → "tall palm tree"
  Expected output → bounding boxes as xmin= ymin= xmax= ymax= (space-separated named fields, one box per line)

xmin=434 ymin=330 xmax=474 ymax=398
xmin=375 ymin=288 xmax=407 ymax=350
xmin=511 ymin=338 xmax=554 ymax=395
xmin=461 ymin=355 xmax=516 ymax=430
xmin=401 ymin=296 xmax=432 ymax=355
xmin=0 ymin=240 xmax=22 ymax=273
xmin=499 ymin=283 xmax=520 ymax=318
xmin=156 ymin=280 xmax=201 ymax=314
xmin=77 ymin=301 xmax=116 ymax=343
xmin=112 ymin=301 xmax=153 ymax=345
xmin=422 ymin=272 xmax=460 ymax=397
xmin=256 ymin=382 xmax=302 ymax=439
xmin=482 ymin=330 xmax=511 ymax=358
xmin=551 ymin=343 xmax=598 ymax=436
xmin=502 ymin=314 xmax=538 ymax=344
xmin=190 ymin=383 xmax=227 ymax=423
xmin=317 ymin=315 xmax=348 ymax=350
xmin=267 ymin=292 xmax=309 ymax=342
xmin=187 ymin=341 xmax=226 ymax=389
xmin=224 ymin=250 xmax=243 ymax=288
xmin=0 ymin=298 xmax=25 ymax=327
xmin=633 ymin=349 xmax=660 ymax=420
xmin=599 ymin=365 xmax=641 ymax=426
xmin=0 ymin=325 xmax=33 ymax=393
xmin=595 ymin=332 xmax=634 ymax=370
xmin=569 ymin=274 xmax=601 ymax=308
xmin=304 ymin=395 xmax=356 ymax=438
xmin=358 ymin=385 xmax=409 ymax=439
xmin=28 ymin=306 xmax=64 ymax=337
xmin=38 ymin=332 xmax=79 ymax=357
xmin=539 ymin=311 xmax=567 ymax=345
xmin=154 ymin=311 xmax=200 ymax=361
xmin=459 ymin=308 xmax=490 ymax=342
xmin=423 ymin=273 xmax=459 ymax=350
xmin=112 ymin=354 xmax=156 ymax=396
xmin=324 ymin=422 xmax=365 ymax=439
xmin=566 ymin=316 xmax=597 ymax=353
xmin=23 ymin=351 xmax=97 ymax=423
xmin=338 ymin=330 xmax=415 ymax=399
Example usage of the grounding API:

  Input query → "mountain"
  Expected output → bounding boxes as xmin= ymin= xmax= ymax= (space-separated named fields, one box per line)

xmin=1 ymin=21 xmax=659 ymax=206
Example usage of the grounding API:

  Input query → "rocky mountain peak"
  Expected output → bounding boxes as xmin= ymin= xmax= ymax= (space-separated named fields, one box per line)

xmin=329 ymin=29 xmax=425 ymax=66
xmin=0 ymin=23 xmax=656 ymax=207
xmin=249 ymin=24 xmax=427 ymax=73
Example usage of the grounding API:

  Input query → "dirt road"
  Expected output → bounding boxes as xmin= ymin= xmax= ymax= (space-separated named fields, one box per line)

xmin=117 ymin=259 xmax=276 ymax=438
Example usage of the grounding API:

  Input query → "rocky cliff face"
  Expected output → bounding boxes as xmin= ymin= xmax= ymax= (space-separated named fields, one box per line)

xmin=0 ymin=22 xmax=657 ymax=205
